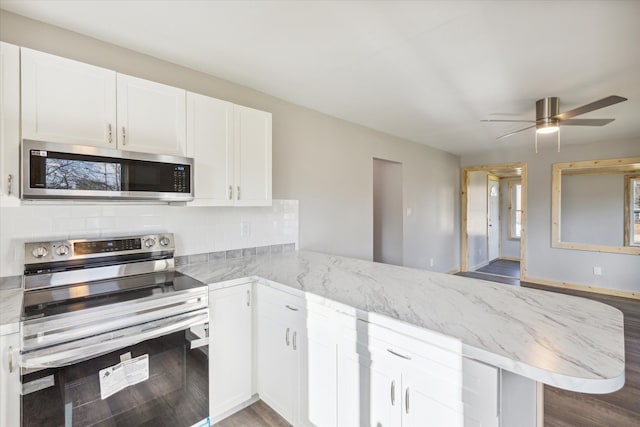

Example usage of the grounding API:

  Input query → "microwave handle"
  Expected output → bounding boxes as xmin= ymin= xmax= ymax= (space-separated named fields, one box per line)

xmin=21 ymin=310 xmax=209 ymax=369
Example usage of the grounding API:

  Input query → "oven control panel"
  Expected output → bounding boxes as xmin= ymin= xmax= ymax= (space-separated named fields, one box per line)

xmin=25 ymin=233 xmax=175 ymax=265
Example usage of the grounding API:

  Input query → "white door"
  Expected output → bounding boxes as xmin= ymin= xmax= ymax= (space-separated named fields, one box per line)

xmin=487 ymin=176 xmax=500 ymax=261
xmin=0 ymin=42 xmax=20 ymax=206
xmin=209 ymin=284 xmax=253 ymax=422
xmin=21 ymin=48 xmax=117 ymax=148
xmin=116 ymin=73 xmax=186 ymax=156
xmin=233 ymin=105 xmax=272 ymax=206
xmin=257 ymin=306 xmax=297 ymax=423
xmin=186 ymin=92 xmax=234 ymax=206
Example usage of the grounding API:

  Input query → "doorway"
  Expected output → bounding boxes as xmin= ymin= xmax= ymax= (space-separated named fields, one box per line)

xmin=373 ymin=158 xmax=403 ymax=265
xmin=461 ymin=163 xmax=527 ymax=280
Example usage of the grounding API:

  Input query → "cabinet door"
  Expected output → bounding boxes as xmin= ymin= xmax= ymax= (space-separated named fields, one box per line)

xmin=186 ymin=92 xmax=234 ymax=206
xmin=368 ymin=358 xmax=402 ymax=427
xmin=210 ymin=283 xmax=253 ymax=422
xmin=0 ymin=332 xmax=20 ymax=427
xmin=299 ymin=306 xmax=337 ymax=427
xmin=403 ymin=364 xmax=464 ymax=427
xmin=21 ymin=48 xmax=117 ymax=147
xmin=233 ymin=105 xmax=272 ymax=206
xmin=0 ymin=42 xmax=20 ymax=206
xmin=257 ymin=306 xmax=297 ymax=424
xmin=462 ymin=359 xmax=499 ymax=427
xmin=117 ymin=73 xmax=186 ymax=156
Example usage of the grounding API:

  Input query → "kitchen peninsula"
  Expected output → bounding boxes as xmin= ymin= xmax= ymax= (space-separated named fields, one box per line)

xmin=178 ymin=250 xmax=625 ymax=426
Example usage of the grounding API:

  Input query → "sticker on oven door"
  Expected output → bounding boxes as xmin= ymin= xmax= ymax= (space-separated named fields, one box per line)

xmin=99 ymin=354 xmax=149 ymax=399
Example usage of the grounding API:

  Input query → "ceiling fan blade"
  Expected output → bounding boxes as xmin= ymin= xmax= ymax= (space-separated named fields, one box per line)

xmin=481 ymin=119 xmax=536 ymax=123
xmin=496 ymin=124 xmax=536 ymax=140
xmin=560 ymin=118 xmax=615 ymax=126
xmin=554 ymin=95 xmax=627 ymax=120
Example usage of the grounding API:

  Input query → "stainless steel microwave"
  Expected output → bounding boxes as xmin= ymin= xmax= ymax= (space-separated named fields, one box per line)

xmin=22 ymin=140 xmax=194 ymax=201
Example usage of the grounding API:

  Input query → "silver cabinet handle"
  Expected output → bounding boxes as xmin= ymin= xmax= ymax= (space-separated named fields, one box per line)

xmin=285 ymin=305 xmax=299 ymax=312
xmin=293 ymin=331 xmax=297 ymax=350
xmin=108 ymin=123 xmax=113 ymax=143
xmin=391 ymin=380 xmax=396 ymax=406
xmin=285 ymin=328 xmax=290 ymax=346
xmin=246 ymin=289 xmax=250 ymax=307
xmin=122 ymin=126 xmax=126 ymax=145
xmin=8 ymin=346 xmax=13 ymax=373
xmin=7 ymin=174 xmax=12 ymax=196
xmin=387 ymin=348 xmax=411 ymax=360
xmin=237 ymin=185 xmax=240 ymax=200
xmin=405 ymin=387 xmax=410 ymax=414
xmin=229 ymin=185 xmax=233 ymax=200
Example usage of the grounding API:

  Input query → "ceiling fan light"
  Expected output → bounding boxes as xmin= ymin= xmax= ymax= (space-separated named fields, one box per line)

xmin=536 ymin=125 xmax=559 ymax=134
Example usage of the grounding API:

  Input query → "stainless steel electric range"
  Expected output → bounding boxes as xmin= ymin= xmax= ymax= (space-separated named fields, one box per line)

xmin=19 ymin=233 xmax=210 ymax=427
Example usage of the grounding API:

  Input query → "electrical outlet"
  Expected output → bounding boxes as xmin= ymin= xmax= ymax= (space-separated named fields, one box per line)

xmin=429 ymin=258 xmax=434 ymax=267
xmin=593 ymin=266 xmax=602 ymax=276
xmin=406 ymin=207 xmax=412 ymax=217
xmin=241 ymin=222 xmax=251 ymax=237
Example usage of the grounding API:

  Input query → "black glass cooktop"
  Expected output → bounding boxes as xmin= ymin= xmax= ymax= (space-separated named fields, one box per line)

xmin=22 ymin=271 xmax=206 ymax=320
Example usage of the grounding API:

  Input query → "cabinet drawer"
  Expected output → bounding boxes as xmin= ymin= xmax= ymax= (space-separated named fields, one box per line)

xmin=257 ymin=285 xmax=305 ymax=323
xmin=356 ymin=319 xmax=462 ymax=371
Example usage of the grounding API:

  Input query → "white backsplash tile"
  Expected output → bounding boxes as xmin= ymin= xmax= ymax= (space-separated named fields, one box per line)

xmin=0 ymin=200 xmax=299 ymax=277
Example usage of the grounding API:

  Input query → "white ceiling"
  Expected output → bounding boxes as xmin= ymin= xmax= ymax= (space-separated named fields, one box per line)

xmin=2 ymin=0 xmax=639 ymax=155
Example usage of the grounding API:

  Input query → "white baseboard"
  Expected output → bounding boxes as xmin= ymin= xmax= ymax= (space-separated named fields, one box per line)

xmin=499 ymin=256 xmax=521 ymax=262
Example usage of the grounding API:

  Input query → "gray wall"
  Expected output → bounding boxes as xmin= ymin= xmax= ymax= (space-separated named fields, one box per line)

xmin=561 ymin=174 xmax=624 ymax=247
xmin=0 ymin=10 xmax=461 ymax=273
xmin=462 ymin=139 xmax=640 ymax=293
xmin=500 ymin=178 xmax=521 ymax=259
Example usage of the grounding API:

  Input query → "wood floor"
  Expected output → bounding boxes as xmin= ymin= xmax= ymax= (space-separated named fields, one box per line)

xmin=216 ymin=278 xmax=640 ymax=427
xmin=523 ymin=283 xmax=640 ymax=427
xmin=215 ymin=400 xmax=290 ymax=427
xmin=476 ymin=259 xmax=521 ymax=278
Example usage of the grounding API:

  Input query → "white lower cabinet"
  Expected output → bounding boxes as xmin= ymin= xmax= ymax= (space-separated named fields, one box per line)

xmin=337 ymin=319 xmax=465 ymax=427
xmin=215 ymin=283 xmax=502 ymax=427
xmin=0 ymin=331 xmax=20 ymax=427
xmin=209 ymin=283 xmax=253 ymax=423
xmin=256 ymin=285 xmax=305 ymax=425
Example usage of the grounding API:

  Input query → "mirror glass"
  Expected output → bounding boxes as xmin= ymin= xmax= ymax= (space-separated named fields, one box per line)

xmin=552 ymin=157 xmax=640 ymax=255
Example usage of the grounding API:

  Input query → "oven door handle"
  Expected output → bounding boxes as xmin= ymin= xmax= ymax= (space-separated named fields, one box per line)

xmin=21 ymin=309 xmax=209 ymax=369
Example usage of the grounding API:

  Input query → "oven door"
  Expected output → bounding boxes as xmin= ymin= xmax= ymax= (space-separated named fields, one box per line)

xmin=21 ymin=322 xmax=209 ymax=427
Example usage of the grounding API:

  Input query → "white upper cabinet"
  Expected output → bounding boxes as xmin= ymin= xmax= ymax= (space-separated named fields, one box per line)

xmin=233 ymin=105 xmax=272 ymax=206
xmin=0 ymin=42 xmax=20 ymax=206
xmin=116 ymin=73 xmax=186 ymax=156
xmin=186 ymin=93 xmax=272 ymax=207
xmin=21 ymin=48 xmax=187 ymax=157
xmin=21 ymin=48 xmax=117 ymax=148
xmin=186 ymin=92 xmax=234 ymax=206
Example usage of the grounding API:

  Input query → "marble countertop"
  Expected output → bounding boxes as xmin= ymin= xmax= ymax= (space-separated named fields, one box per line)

xmin=178 ymin=250 xmax=625 ymax=394
xmin=0 ymin=288 xmax=22 ymax=335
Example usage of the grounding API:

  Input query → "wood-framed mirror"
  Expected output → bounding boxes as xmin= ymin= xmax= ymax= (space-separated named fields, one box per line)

xmin=552 ymin=157 xmax=640 ymax=255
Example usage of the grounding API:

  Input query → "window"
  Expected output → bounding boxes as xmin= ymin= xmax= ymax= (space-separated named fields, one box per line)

xmin=509 ymin=180 xmax=522 ymax=239
xmin=626 ymin=175 xmax=640 ymax=247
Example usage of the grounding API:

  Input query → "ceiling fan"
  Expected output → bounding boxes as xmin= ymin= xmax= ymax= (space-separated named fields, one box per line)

xmin=481 ymin=95 xmax=627 ymax=150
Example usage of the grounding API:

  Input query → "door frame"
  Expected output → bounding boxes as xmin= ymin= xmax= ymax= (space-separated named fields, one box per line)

xmin=461 ymin=162 xmax=527 ymax=278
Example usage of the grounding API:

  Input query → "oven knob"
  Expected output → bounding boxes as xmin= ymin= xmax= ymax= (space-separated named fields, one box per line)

xmin=159 ymin=237 xmax=170 ymax=247
xmin=55 ymin=244 xmax=70 ymax=256
xmin=32 ymin=246 xmax=48 ymax=259
xmin=144 ymin=238 xmax=156 ymax=248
